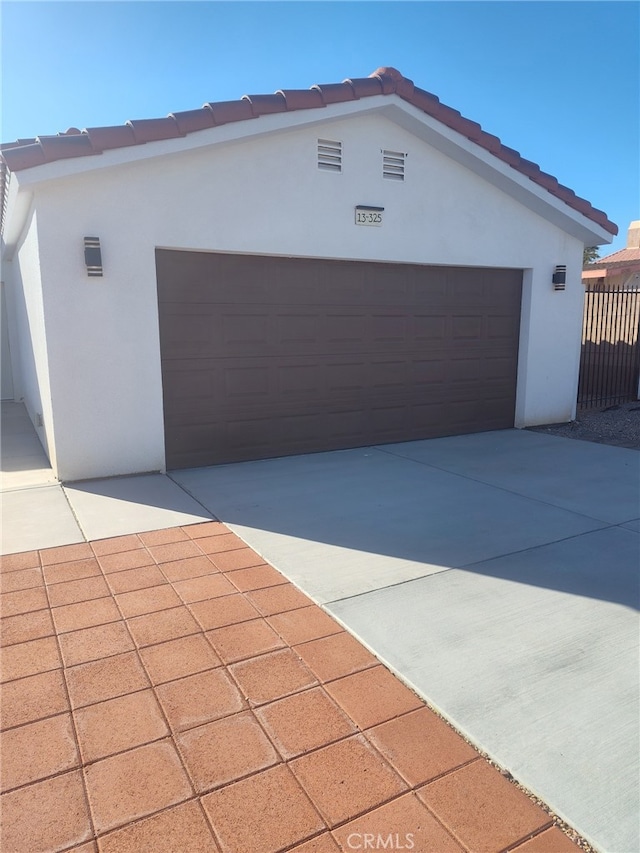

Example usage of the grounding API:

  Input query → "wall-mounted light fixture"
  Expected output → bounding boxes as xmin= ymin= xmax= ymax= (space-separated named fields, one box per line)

xmin=84 ymin=237 xmax=103 ymax=277
xmin=552 ymin=265 xmax=566 ymax=291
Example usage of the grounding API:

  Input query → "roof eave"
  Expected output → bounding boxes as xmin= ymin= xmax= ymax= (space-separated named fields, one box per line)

xmin=2 ymin=94 xmax=614 ymax=251
xmin=583 ymin=261 xmax=640 ymax=277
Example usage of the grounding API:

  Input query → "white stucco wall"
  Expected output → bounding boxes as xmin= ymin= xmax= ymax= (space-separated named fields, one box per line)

xmin=2 ymin=207 xmax=57 ymax=466
xmin=11 ymin=108 xmax=590 ymax=480
xmin=1 ymin=281 xmax=14 ymax=400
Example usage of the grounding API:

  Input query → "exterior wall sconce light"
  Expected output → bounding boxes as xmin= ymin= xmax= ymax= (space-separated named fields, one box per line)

xmin=84 ymin=237 xmax=103 ymax=277
xmin=552 ymin=265 xmax=566 ymax=291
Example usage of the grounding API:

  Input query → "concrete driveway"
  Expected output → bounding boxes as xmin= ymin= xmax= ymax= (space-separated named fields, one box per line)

xmin=172 ymin=430 xmax=640 ymax=853
xmin=2 ymin=407 xmax=638 ymax=852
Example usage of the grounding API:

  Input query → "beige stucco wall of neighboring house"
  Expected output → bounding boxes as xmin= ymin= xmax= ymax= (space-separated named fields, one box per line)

xmin=583 ymin=269 xmax=640 ymax=289
xmin=9 ymin=109 xmax=590 ymax=480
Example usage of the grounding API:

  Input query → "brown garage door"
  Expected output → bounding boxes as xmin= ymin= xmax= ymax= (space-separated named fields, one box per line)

xmin=156 ymin=249 xmax=522 ymax=468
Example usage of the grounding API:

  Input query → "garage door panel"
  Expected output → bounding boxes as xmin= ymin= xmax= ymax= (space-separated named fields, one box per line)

xmin=325 ymin=312 xmax=368 ymax=346
xmin=371 ymin=314 xmax=409 ymax=345
xmin=277 ymin=313 xmax=320 ymax=346
xmin=412 ymin=315 xmax=447 ymax=342
xmin=277 ymin=364 xmax=322 ymax=398
xmin=487 ymin=314 xmax=520 ymax=339
xmin=412 ymin=358 xmax=448 ymax=385
xmin=449 ymin=355 xmax=482 ymax=381
xmin=484 ymin=356 xmax=518 ymax=380
xmin=223 ymin=366 xmax=270 ymax=399
xmin=451 ymin=278 xmax=486 ymax=302
xmin=161 ymin=369 xmax=214 ymax=400
xmin=452 ymin=315 xmax=484 ymax=339
xmin=158 ymin=312 xmax=216 ymax=347
xmin=369 ymin=405 xmax=410 ymax=434
xmin=409 ymin=268 xmax=448 ymax=301
xmin=156 ymin=250 xmax=521 ymax=467
xmin=370 ymin=359 xmax=407 ymax=389
xmin=222 ymin=313 xmax=271 ymax=347
xmin=165 ymin=383 xmax=515 ymax=428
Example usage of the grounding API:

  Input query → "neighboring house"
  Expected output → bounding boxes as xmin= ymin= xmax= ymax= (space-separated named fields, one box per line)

xmin=582 ymin=220 xmax=640 ymax=289
xmin=0 ymin=66 xmax=616 ymax=481
xmin=579 ymin=221 xmax=640 ymax=407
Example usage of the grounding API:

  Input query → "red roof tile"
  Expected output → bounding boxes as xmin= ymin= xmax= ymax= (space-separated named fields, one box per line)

xmin=344 ymin=76 xmax=384 ymax=98
xmin=126 ymin=117 xmax=184 ymax=143
xmin=277 ymin=88 xmax=325 ymax=111
xmin=242 ymin=93 xmax=287 ymax=116
xmin=203 ymin=99 xmax=255 ymax=125
xmin=587 ymin=247 xmax=640 ymax=268
xmin=310 ymin=82 xmax=357 ymax=104
xmin=0 ymin=66 xmax=617 ymax=236
xmin=169 ymin=108 xmax=216 ymax=135
xmin=82 ymin=124 xmax=138 ymax=150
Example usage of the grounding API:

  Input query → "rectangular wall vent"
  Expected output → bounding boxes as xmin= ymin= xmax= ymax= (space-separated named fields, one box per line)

xmin=318 ymin=139 xmax=342 ymax=172
xmin=382 ymin=149 xmax=406 ymax=181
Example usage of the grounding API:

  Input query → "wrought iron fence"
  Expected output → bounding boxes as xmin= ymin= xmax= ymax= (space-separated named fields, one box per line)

xmin=578 ymin=284 xmax=640 ymax=409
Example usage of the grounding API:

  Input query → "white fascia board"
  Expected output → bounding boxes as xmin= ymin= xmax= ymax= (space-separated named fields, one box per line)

xmin=377 ymin=101 xmax=614 ymax=247
xmin=3 ymin=94 xmax=613 ymax=251
xmin=2 ymin=172 xmax=33 ymax=261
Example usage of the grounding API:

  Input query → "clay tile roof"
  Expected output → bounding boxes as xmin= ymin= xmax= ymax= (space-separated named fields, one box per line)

xmin=515 ymin=157 xmax=542 ymax=179
xmin=0 ymin=66 xmax=617 ymax=236
xmin=410 ymin=87 xmax=442 ymax=117
xmin=343 ymin=76 xmax=384 ymax=98
xmin=83 ymin=125 xmax=137 ymax=150
xmin=203 ymin=99 xmax=255 ymax=125
xmin=170 ymin=108 xmax=216 ymax=135
xmin=589 ymin=247 xmax=640 ymax=268
xmin=242 ymin=93 xmax=287 ymax=116
xmin=497 ymin=145 xmax=524 ymax=168
xmin=277 ymin=88 xmax=325 ymax=110
xmin=36 ymin=134 xmax=95 ymax=161
xmin=311 ymin=82 xmax=357 ymax=104
xmin=126 ymin=117 xmax=184 ymax=143
xmin=2 ymin=142 xmax=47 ymax=171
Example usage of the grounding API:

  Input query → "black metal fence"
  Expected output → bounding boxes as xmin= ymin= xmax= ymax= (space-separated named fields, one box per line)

xmin=578 ymin=284 xmax=640 ymax=409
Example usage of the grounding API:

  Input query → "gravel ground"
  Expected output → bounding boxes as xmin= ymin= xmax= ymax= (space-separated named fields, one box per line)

xmin=527 ymin=400 xmax=640 ymax=450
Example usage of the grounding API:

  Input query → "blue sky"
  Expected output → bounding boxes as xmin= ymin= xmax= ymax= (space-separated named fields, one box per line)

xmin=1 ymin=1 xmax=637 ymax=251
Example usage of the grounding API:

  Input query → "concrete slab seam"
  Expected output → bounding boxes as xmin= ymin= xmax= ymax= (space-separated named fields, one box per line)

xmin=374 ymin=445 xmax=639 ymax=525
xmin=318 ymin=523 xmax=622 ymax=610
xmin=166 ymin=472 xmax=222 ymax=520
xmin=322 ymin=603 xmax=601 ymax=852
xmin=60 ymin=485 xmax=90 ymax=542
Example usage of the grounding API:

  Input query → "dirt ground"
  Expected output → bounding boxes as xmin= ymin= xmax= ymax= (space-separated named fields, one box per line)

xmin=527 ymin=400 xmax=640 ymax=450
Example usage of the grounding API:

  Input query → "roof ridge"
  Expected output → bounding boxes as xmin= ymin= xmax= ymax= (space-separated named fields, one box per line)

xmin=0 ymin=66 xmax=617 ymax=235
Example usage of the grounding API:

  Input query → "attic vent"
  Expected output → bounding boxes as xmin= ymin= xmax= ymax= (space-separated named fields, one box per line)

xmin=382 ymin=149 xmax=406 ymax=181
xmin=318 ymin=139 xmax=342 ymax=172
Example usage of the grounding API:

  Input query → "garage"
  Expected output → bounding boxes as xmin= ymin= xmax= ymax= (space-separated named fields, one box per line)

xmin=156 ymin=249 xmax=522 ymax=468
xmin=1 ymin=65 xmax=615 ymax=481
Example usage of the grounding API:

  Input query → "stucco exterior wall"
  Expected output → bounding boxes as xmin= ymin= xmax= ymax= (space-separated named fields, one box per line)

xmin=26 ymin=112 xmax=584 ymax=480
xmin=2 ymin=207 xmax=57 ymax=466
xmin=1 ymin=282 xmax=14 ymax=400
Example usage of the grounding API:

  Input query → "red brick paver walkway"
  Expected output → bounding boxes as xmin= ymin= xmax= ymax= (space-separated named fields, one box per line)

xmin=0 ymin=522 xmax=580 ymax=853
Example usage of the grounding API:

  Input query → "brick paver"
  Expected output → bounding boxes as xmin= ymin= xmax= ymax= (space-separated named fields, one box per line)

xmin=0 ymin=523 xmax=581 ymax=852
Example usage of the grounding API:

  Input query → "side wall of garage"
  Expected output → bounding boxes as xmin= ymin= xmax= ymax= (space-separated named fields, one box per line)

xmin=2 ymin=205 xmax=58 ymax=468
xmin=29 ymin=111 xmax=584 ymax=480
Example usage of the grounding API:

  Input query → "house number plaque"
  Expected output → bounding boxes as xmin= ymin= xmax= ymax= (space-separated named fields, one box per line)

xmin=355 ymin=205 xmax=384 ymax=226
